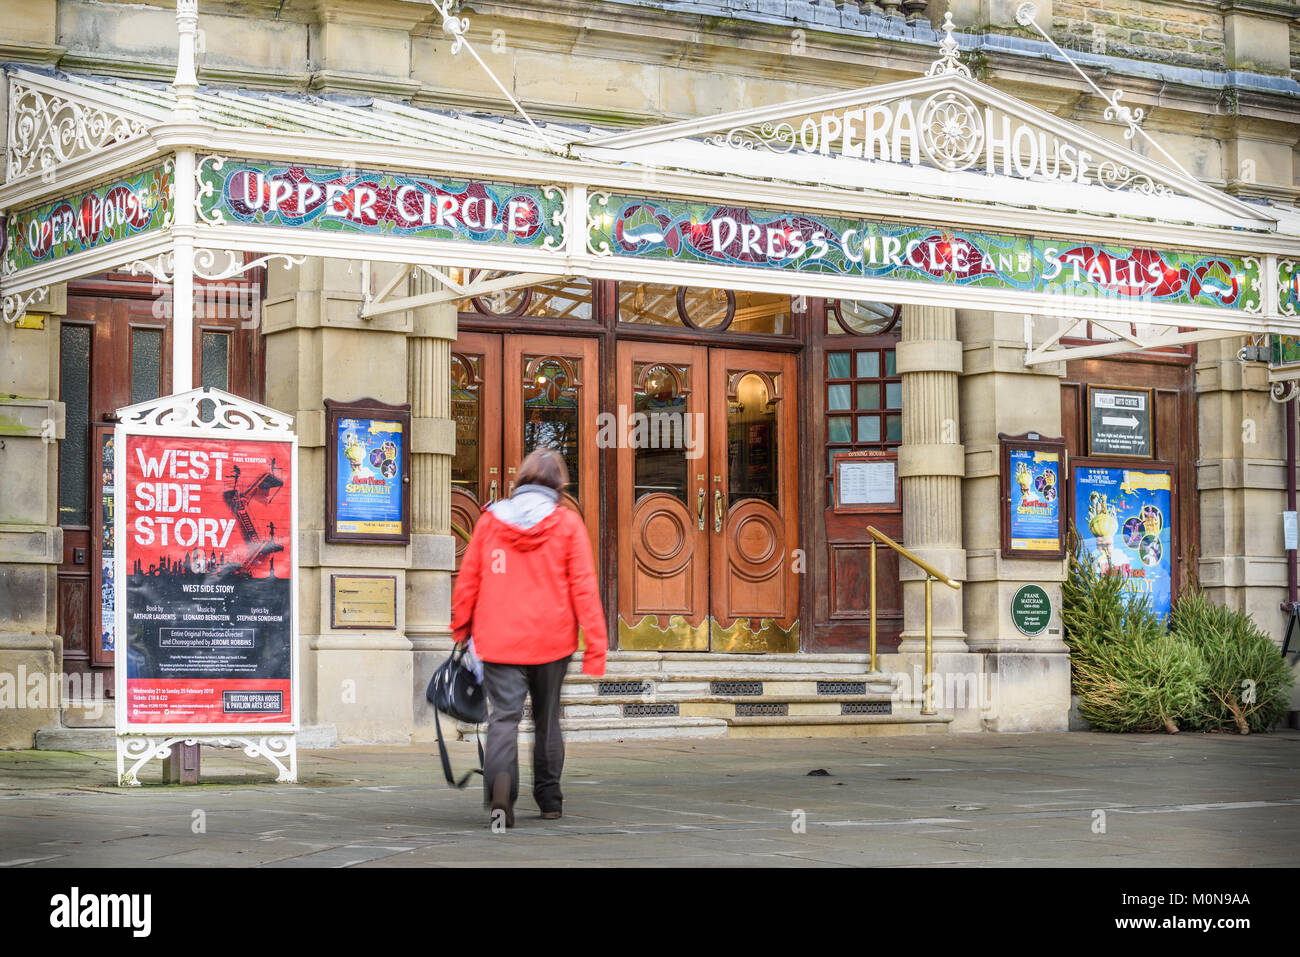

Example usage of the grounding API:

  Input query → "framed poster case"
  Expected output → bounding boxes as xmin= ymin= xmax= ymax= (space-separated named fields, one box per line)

xmin=325 ymin=398 xmax=411 ymax=545
xmin=831 ymin=449 xmax=900 ymax=513
xmin=113 ymin=388 xmax=299 ymax=785
xmin=1069 ymin=457 xmax=1178 ymax=621
xmin=999 ymin=431 xmax=1067 ymax=560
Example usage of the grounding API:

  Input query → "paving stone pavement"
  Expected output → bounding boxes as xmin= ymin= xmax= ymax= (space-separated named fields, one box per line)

xmin=0 ymin=731 xmax=1296 ymax=867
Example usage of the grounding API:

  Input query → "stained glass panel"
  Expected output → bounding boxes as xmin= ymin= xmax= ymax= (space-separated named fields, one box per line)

xmin=522 ymin=356 xmax=580 ymax=499
xmin=59 ymin=325 xmax=90 ymax=527
xmin=131 ymin=328 xmax=162 ymax=405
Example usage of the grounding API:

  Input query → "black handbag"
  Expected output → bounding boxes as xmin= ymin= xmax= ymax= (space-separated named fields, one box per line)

xmin=426 ymin=643 xmax=487 ymax=788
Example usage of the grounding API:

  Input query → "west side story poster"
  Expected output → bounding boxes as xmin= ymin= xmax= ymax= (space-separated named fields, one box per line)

xmin=122 ymin=434 xmax=293 ymax=726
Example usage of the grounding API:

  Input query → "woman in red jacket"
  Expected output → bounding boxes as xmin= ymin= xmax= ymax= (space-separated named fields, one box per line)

xmin=451 ymin=448 xmax=607 ymax=828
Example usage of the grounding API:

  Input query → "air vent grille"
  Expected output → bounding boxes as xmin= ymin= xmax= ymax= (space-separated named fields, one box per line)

xmin=841 ymin=701 xmax=892 ymax=715
xmin=710 ymin=680 xmax=763 ymax=696
xmin=817 ymin=681 xmax=867 ymax=695
xmin=736 ymin=702 xmax=788 ymax=717
xmin=623 ymin=703 xmax=679 ymax=717
xmin=599 ymin=680 xmax=652 ymax=696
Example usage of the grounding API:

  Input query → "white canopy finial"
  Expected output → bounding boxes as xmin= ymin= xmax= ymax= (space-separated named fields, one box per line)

xmin=173 ymin=0 xmax=199 ymax=116
xmin=927 ymin=12 xmax=971 ymax=77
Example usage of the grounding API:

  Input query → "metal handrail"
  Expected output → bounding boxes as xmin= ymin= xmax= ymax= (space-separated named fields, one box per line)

xmin=865 ymin=525 xmax=962 ymax=716
xmin=450 ymin=521 xmax=472 ymax=544
xmin=866 ymin=526 xmax=962 ymax=589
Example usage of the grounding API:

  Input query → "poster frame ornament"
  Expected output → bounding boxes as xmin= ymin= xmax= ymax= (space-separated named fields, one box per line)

xmin=113 ymin=387 xmax=298 ymax=785
xmin=999 ymin=431 xmax=1068 ymax=560
xmin=1068 ymin=457 xmax=1178 ymax=621
xmin=325 ymin=397 xmax=412 ymax=545
xmin=831 ymin=449 xmax=901 ymax=514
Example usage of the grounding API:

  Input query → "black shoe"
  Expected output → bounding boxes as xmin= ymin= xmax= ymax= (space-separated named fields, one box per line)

xmin=490 ymin=772 xmax=515 ymax=829
xmin=540 ymin=809 xmax=562 ymax=820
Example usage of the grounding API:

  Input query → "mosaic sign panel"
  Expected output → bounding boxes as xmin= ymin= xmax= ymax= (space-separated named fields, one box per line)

xmin=4 ymin=164 xmax=172 ymax=274
xmin=198 ymin=160 xmax=565 ymax=250
xmin=1280 ymin=259 xmax=1299 ymax=318
xmin=589 ymin=194 xmax=1263 ymax=313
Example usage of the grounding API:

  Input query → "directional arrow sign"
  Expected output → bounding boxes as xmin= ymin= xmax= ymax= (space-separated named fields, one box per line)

xmin=1101 ymin=415 xmax=1140 ymax=429
xmin=1089 ymin=388 xmax=1152 ymax=457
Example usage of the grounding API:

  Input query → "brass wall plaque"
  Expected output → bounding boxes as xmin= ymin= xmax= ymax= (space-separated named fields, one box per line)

xmin=330 ymin=575 xmax=398 ymax=629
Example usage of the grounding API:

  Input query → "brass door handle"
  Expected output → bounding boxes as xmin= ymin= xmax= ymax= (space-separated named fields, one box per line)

xmin=487 ymin=478 xmax=498 ymax=504
xmin=697 ymin=487 xmax=706 ymax=531
xmin=714 ymin=489 xmax=724 ymax=533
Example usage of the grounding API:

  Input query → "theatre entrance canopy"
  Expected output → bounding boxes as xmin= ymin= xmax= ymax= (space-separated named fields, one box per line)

xmin=3 ymin=8 xmax=1299 ymax=387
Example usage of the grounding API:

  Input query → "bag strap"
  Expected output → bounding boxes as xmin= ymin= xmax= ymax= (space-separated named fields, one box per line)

xmin=434 ymin=710 xmax=484 ymax=789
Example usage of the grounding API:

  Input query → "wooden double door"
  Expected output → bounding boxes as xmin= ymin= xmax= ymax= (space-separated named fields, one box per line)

xmin=449 ymin=332 xmax=600 ymax=568
xmin=615 ymin=343 xmax=800 ymax=652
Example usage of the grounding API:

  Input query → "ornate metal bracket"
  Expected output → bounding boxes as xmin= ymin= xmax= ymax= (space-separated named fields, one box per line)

xmin=195 ymin=154 xmax=227 ymax=225
xmin=120 ymin=249 xmax=305 ymax=284
xmin=428 ymin=0 xmax=553 ymax=150
xmin=1272 ymin=379 xmax=1300 ymax=404
xmin=117 ymin=734 xmax=297 ymax=786
xmin=1014 ymin=2 xmax=1189 ymax=176
xmin=119 ymin=386 xmax=295 ymax=433
xmin=2 ymin=286 xmax=50 ymax=324
xmin=6 ymin=76 xmax=151 ymax=182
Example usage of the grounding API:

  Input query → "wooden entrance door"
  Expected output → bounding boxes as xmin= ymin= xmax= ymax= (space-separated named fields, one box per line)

xmin=57 ymin=274 xmax=263 ymax=693
xmin=450 ymin=332 xmax=599 ymax=575
xmin=617 ymin=344 xmax=799 ymax=652
xmin=615 ymin=342 xmax=711 ymax=649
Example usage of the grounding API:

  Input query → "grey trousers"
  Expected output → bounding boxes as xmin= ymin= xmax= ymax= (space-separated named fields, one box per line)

xmin=481 ymin=655 xmax=571 ymax=812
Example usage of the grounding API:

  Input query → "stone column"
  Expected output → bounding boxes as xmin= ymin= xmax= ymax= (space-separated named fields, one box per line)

xmin=958 ymin=310 xmax=1070 ymax=732
xmin=262 ymin=257 xmax=414 ymax=744
xmin=406 ymin=269 xmax=458 ymax=738
xmin=1195 ymin=337 xmax=1290 ymax=641
xmin=0 ymin=291 xmax=66 ymax=748
xmin=896 ymin=303 xmax=967 ymax=653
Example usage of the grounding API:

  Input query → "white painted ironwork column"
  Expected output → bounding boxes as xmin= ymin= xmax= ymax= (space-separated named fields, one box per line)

xmin=897 ymin=303 xmax=968 ymax=653
xmin=169 ymin=0 xmax=200 ymax=393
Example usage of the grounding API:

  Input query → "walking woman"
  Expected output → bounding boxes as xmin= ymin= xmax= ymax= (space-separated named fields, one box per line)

xmin=451 ymin=448 xmax=607 ymax=827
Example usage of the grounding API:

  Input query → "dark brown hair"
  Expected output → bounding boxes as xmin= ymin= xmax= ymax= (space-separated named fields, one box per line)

xmin=515 ymin=448 xmax=569 ymax=492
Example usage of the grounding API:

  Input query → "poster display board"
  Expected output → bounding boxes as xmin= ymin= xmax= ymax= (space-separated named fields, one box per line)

xmin=325 ymin=399 xmax=411 ymax=544
xmin=999 ymin=432 xmax=1066 ymax=559
xmin=93 ymin=424 xmax=118 ymax=666
xmin=831 ymin=449 xmax=900 ymax=513
xmin=115 ymin=391 xmax=298 ymax=746
xmin=1087 ymin=386 xmax=1153 ymax=458
xmin=1071 ymin=461 xmax=1174 ymax=621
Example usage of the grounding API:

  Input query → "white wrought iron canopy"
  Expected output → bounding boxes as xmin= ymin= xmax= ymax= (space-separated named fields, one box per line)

xmin=2 ymin=2 xmax=1299 ymax=376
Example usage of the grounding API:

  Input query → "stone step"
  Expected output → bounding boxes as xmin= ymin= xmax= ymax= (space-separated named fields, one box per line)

xmin=725 ymin=713 xmax=952 ymax=739
xmin=587 ymin=650 xmax=873 ymax=670
xmin=467 ymin=715 xmax=731 ymax=744
xmin=562 ymin=674 xmax=898 ymax=697
xmin=558 ymin=692 xmax=897 ymax=707
xmin=584 ymin=651 xmax=876 ymax=677
xmin=61 ymin=699 xmax=115 ymax=728
xmin=33 ymin=725 xmax=340 ymax=751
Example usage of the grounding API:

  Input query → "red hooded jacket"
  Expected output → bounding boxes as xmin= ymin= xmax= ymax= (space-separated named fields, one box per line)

xmin=450 ymin=504 xmax=607 ymax=676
